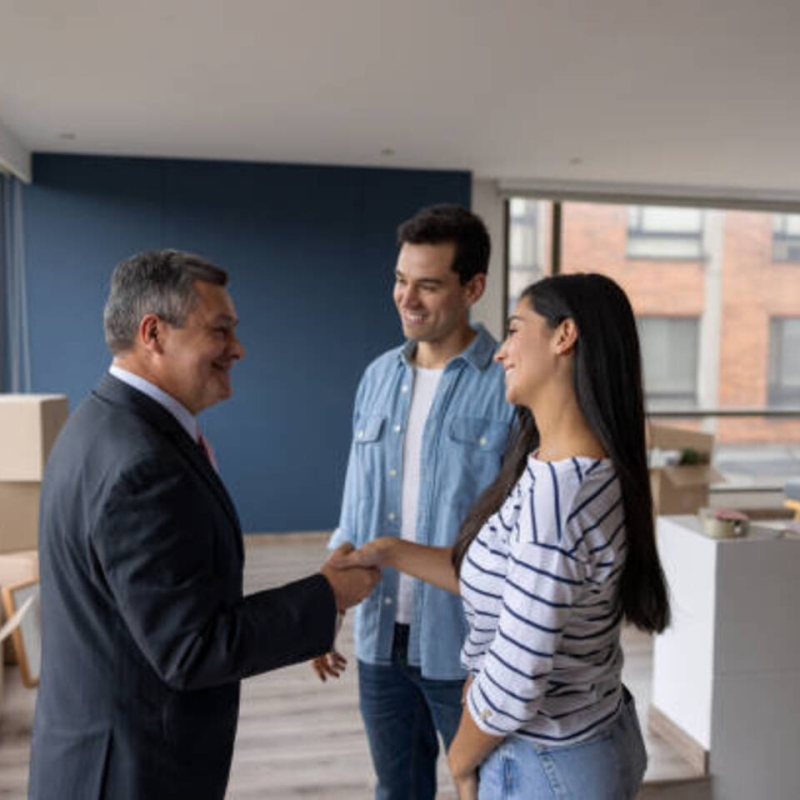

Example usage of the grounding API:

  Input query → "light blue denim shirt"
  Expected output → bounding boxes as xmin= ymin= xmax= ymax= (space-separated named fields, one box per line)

xmin=329 ymin=324 xmax=515 ymax=679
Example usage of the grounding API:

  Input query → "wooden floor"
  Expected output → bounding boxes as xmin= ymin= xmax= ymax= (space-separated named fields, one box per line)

xmin=0 ymin=533 xmax=706 ymax=798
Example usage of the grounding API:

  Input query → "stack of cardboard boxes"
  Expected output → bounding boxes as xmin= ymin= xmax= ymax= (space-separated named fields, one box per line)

xmin=648 ymin=423 xmax=722 ymax=516
xmin=0 ymin=395 xmax=68 ymax=669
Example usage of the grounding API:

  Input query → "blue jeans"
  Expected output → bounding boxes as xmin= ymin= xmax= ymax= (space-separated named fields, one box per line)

xmin=358 ymin=624 xmax=464 ymax=800
xmin=478 ymin=687 xmax=648 ymax=800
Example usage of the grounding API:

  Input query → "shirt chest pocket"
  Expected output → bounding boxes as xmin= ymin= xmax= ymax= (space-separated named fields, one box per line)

xmin=354 ymin=415 xmax=386 ymax=445
xmin=447 ymin=416 xmax=510 ymax=452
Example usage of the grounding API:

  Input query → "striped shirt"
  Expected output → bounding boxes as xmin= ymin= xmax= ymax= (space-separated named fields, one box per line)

xmin=460 ymin=454 xmax=627 ymax=744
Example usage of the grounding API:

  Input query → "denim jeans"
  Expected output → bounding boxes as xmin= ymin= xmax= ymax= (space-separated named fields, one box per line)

xmin=358 ymin=624 xmax=465 ymax=800
xmin=477 ymin=687 xmax=648 ymax=800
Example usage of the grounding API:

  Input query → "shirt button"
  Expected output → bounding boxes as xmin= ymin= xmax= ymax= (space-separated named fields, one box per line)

xmin=388 ymin=512 xmax=396 ymax=522
xmin=479 ymin=436 xmax=488 ymax=447
xmin=384 ymin=597 xmax=393 ymax=606
xmin=389 ymin=469 xmax=397 ymax=477
xmin=357 ymin=430 xmax=364 ymax=439
xmin=401 ymin=385 xmax=409 ymax=393
xmin=480 ymin=709 xmax=492 ymax=721
xmin=394 ymin=424 xmax=402 ymax=433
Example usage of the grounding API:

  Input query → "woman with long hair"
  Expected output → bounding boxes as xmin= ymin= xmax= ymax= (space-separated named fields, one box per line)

xmin=332 ymin=273 xmax=670 ymax=799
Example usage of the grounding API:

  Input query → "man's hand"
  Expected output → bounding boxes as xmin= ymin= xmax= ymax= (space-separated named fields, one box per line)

xmin=311 ymin=650 xmax=348 ymax=682
xmin=320 ymin=543 xmax=381 ymax=611
xmin=326 ymin=538 xmax=393 ymax=570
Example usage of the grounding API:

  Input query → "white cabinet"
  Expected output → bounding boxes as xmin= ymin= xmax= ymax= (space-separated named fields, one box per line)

xmin=652 ymin=515 xmax=800 ymax=800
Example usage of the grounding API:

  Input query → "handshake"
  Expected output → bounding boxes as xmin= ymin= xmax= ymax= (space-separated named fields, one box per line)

xmin=316 ymin=541 xmax=391 ymax=682
xmin=319 ymin=541 xmax=388 ymax=612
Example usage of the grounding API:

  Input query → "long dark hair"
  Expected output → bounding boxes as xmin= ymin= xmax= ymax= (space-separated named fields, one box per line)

xmin=453 ymin=273 xmax=670 ymax=634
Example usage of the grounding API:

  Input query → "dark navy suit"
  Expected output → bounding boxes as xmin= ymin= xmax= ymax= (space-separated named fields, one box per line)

xmin=29 ymin=375 xmax=336 ymax=799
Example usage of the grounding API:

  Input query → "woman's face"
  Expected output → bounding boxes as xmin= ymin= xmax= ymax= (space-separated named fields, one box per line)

xmin=495 ymin=296 xmax=562 ymax=407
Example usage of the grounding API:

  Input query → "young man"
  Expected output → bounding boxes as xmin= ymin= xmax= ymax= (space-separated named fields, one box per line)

xmin=29 ymin=250 xmax=378 ymax=800
xmin=315 ymin=206 xmax=514 ymax=799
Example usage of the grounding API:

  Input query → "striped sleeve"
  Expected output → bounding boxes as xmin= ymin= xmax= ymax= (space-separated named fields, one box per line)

xmin=466 ymin=535 xmax=588 ymax=735
xmin=465 ymin=463 xmax=594 ymax=735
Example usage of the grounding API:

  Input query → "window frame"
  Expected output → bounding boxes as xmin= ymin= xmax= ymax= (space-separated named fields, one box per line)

xmin=768 ymin=316 xmax=800 ymax=407
xmin=636 ymin=315 xmax=701 ymax=410
xmin=626 ymin=205 xmax=706 ymax=262
xmin=771 ymin=214 xmax=800 ymax=263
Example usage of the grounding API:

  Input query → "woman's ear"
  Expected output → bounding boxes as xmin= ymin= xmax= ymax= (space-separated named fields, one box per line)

xmin=554 ymin=318 xmax=578 ymax=355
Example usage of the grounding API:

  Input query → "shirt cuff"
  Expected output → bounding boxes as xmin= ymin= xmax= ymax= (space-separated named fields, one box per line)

xmin=327 ymin=527 xmax=353 ymax=550
xmin=466 ymin=674 xmax=528 ymax=736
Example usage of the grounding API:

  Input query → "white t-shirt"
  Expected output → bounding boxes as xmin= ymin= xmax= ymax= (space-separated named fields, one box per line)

xmin=396 ymin=366 xmax=443 ymax=624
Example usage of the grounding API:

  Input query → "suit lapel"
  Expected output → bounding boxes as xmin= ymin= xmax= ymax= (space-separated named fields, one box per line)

xmin=93 ymin=375 xmax=243 ymax=557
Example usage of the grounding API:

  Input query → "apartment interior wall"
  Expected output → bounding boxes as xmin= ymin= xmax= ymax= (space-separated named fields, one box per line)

xmin=22 ymin=153 xmax=471 ymax=532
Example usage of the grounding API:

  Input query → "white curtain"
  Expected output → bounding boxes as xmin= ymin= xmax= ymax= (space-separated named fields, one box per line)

xmin=1 ymin=172 xmax=31 ymax=392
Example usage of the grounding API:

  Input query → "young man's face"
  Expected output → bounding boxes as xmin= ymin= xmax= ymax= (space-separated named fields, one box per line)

xmin=155 ymin=280 xmax=245 ymax=415
xmin=393 ymin=241 xmax=479 ymax=348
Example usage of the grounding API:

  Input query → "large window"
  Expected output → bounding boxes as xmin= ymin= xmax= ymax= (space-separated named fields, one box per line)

xmin=772 ymin=214 xmax=800 ymax=263
xmin=507 ymin=198 xmax=547 ymax=313
xmin=627 ymin=205 xmax=704 ymax=260
xmin=505 ymin=196 xmax=800 ymax=492
xmin=637 ymin=317 xmax=699 ymax=410
xmin=768 ymin=318 xmax=800 ymax=406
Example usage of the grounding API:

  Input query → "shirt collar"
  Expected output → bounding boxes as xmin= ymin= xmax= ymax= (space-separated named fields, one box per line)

xmin=399 ymin=323 xmax=496 ymax=371
xmin=109 ymin=365 xmax=198 ymax=441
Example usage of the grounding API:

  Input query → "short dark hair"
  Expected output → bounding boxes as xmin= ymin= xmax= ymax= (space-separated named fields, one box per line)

xmin=397 ymin=204 xmax=491 ymax=284
xmin=103 ymin=249 xmax=228 ymax=355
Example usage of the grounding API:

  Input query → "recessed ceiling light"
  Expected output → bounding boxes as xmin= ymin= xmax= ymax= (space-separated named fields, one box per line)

xmin=58 ymin=132 xmax=76 ymax=140
xmin=380 ymin=148 xmax=395 ymax=157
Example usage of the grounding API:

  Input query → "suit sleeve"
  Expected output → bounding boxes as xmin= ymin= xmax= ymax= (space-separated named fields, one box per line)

xmin=91 ymin=457 xmax=337 ymax=691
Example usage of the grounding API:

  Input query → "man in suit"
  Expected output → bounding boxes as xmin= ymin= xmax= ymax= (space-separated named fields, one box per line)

xmin=28 ymin=250 xmax=379 ymax=800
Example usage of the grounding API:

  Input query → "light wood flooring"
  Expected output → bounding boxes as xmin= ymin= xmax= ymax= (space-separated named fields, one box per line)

xmin=0 ymin=533 xmax=706 ymax=798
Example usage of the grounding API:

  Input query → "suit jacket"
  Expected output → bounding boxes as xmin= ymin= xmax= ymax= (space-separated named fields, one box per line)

xmin=29 ymin=375 xmax=337 ymax=800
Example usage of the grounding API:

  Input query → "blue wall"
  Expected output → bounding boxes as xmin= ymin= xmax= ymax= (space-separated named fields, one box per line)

xmin=23 ymin=154 xmax=470 ymax=532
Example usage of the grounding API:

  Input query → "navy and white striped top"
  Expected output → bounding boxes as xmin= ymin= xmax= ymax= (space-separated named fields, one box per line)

xmin=460 ymin=454 xmax=627 ymax=744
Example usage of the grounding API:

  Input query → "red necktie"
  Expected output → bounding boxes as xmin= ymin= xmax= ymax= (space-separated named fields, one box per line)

xmin=197 ymin=431 xmax=219 ymax=472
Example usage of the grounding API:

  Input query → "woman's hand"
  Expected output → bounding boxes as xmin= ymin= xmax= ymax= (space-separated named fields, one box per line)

xmin=450 ymin=769 xmax=478 ymax=800
xmin=327 ymin=538 xmax=394 ymax=570
xmin=447 ymin=697 xmax=502 ymax=800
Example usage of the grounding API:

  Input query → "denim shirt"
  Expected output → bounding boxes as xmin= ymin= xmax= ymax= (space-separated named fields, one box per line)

xmin=330 ymin=324 xmax=515 ymax=679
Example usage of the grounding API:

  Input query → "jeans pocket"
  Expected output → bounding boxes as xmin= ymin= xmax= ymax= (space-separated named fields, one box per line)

xmin=478 ymin=741 xmax=518 ymax=800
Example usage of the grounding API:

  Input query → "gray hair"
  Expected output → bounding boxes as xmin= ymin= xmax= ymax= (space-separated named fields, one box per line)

xmin=103 ymin=249 xmax=228 ymax=354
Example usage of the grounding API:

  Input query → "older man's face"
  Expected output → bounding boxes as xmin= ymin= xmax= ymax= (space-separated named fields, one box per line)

xmin=155 ymin=280 xmax=244 ymax=415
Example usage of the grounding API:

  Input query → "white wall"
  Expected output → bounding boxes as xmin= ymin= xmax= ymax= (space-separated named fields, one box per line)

xmin=470 ymin=178 xmax=505 ymax=340
xmin=0 ymin=118 xmax=31 ymax=183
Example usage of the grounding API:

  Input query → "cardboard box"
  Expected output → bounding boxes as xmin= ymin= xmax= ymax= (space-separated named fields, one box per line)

xmin=0 ymin=551 xmax=38 ymax=665
xmin=0 ymin=483 xmax=40 ymax=554
xmin=648 ymin=424 xmax=723 ymax=516
xmin=0 ymin=394 xmax=68 ymax=481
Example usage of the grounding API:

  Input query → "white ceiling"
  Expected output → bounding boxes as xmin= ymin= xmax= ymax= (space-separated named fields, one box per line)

xmin=1 ymin=0 xmax=799 ymax=195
